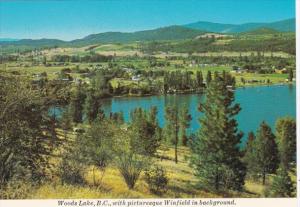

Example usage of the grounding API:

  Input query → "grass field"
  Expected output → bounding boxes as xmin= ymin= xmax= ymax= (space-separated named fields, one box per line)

xmin=26 ymin=128 xmax=296 ymax=199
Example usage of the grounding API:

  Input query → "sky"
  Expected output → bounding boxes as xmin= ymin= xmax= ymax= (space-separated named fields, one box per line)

xmin=0 ymin=0 xmax=295 ymax=40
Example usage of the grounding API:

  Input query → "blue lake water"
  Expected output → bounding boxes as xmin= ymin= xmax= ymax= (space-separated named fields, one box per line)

xmin=101 ymin=84 xmax=296 ymax=146
xmin=50 ymin=84 xmax=296 ymax=147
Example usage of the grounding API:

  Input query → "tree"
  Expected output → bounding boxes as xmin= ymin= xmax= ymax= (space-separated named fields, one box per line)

xmin=0 ymin=77 xmax=59 ymax=190
xmin=113 ymin=124 xmax=149 ymax=189
xmin=190 ymin=73 xmax=246 ymax=191
xmin=148 ymin=106 xmax=163 ymax=148
xmin=79 ymin=120 xmax=115 ymax=186
xmin=267 ymin=164 xmax=295 ymax=197
xmin=70 ymin=84 xmax=86 ymax=123
xmin=92 ymin=70 xmax=111 ymax=96
xmin=58 ymin=137 xmax=86 ymax=186
xmin=196 ymin=71 xmax=203 ymax=89
xmin=130 ymin=107 xmax=160 ymax=156
xmin=84 ymin=89 xmax=102 ymax=123
xmin=275 ymin=117 xmax=296 ymax=169
xmin=253 ymin=121 xmax=279 ymax=185
xmin=243 ymin=132 xmax=258 ymax=179
xmin=206 ymin=71 xmax=212 ymax=86
xmin=165 ymin=106 xmax=180 ymax=163
xmin=60 ymin=106 xmax=72 ymax=139
xmin=42 ymin=56 xmax=47 ymax=65
xmin=288 ymin=68 xmax=293 ymax=82
xmin=179 ymin=105 xmax=192 ymax=146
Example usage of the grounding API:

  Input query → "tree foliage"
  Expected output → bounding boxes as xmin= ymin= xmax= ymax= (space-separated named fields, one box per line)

xmin=0 ymin=77 xmax=60 ymax=190
xmin=275 ymin=117 xmax=296 ymax=169
xmin=246 ymin=121 xmax=279 ymax=185
xmin=190 ymin=72 xmax=246 ymax=191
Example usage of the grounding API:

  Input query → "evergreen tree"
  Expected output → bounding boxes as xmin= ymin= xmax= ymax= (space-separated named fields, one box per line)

xmin=253 ymin=121 xmax=279 ymax=185
xmin=84 ymin=89 xmax=102 ymax=123
xmin=190 ymin=73 xmax=246 ymax=191
xmin=70 ymin=84 xmax=86 ymax=123
xmin=60 ymin=106 xmax=72 ymax=139
xmin=165 ymin=105 xmax=180 ymax=163
xmin=0 ymin=77 xmax=60 ymax=187
xmin=206 ymin=71 xmax=212 ymax=86
xmin=288 ymin=68 xmax=293 ymax=82
xmin=148 ymin=106 xmax=162 ymax=145
xmin=275 ymin=117 xmax=296 ymax=169
xmin=243 ymin=132 xmax=259 ymax=179
xmin=179 ymin=105 xmax=192 ymax=146
xmin=196 ymin=71 xmax=203 ymax=89
xmin=267 ymin=164 xmax=295 ymax=197
xmin=130 ymin=108 xmax=160 ymax=156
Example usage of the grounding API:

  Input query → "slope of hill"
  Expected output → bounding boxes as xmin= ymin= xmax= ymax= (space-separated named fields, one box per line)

xmin=71 ymin=26 xmax=205 ymax=45
xmin=0 ymin=26 xmax=205 ymax=49
xmin=0 ymin=38 xmax=19 ymax=42
xmin=0 ymin=18 xmax=295 ymax=52
xmin=242 ymin=28 xmax=280 ymax=35
xmin=184 ymin=18 xmax=295 ymax=33
xmin=0 ymin=38 xmax=66 ymax=47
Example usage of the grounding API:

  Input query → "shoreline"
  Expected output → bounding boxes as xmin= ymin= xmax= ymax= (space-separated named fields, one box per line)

xmin=104 ymin=82 xmax=295 ymax=100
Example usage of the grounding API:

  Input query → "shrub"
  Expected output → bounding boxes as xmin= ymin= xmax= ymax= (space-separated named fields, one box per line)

xmin=58 ymin=156 xmax=85 ymax=186
xmin=116 ymin=153 xmax=145 ymax=189
xmin=265 ymin=165 xmax=295 ymax=197
xmin=0 ymin=179 xmax=33 ymax=199
xmin=145 ymin=166 xmax=168 ymax=195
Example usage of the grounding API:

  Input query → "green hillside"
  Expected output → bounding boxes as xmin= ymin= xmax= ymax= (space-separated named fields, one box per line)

xmin=184 ymin=18 xmax=295 ymax=33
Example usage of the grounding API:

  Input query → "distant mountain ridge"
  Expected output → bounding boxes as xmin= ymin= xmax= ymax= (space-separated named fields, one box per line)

xmin=0 ymin=18 xmax=295 ymax=48
xmin=0 ymin=38 xmax=19 ymax=42
xmin=70 ymin=26 xmax=206 ymax=46
xmin=184 ymin=18 xmax=295 ymax=33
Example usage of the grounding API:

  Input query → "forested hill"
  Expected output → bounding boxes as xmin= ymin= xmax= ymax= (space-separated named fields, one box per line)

xmin=0 ymin=26 xmax=205 ymax=48
xmin=0 ymin=18 xmax=295 ymax=50
xmin=71 ymin=26 xmax=205 ymax=46
xmin=184 ymin=18 xmax=295 ymax=33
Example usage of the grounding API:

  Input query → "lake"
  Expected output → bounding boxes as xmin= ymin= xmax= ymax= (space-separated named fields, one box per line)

xmin=50 ymin=84 xmax=296 ymax=147
xmin=101 ymin=84 xmax=296 ymax=146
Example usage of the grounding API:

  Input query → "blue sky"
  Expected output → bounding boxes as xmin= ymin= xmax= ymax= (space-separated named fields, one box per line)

xmin=0 ymin=0 xmax=295 ymax=40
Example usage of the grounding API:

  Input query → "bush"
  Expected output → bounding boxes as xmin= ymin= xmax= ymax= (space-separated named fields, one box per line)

xmin=265 ymin=166 xmax=295 ymax=197
xmin=58 ymin=156 xmax=85 ymax=186
xmin=145 ymin=166 xmax=168 ymax=195
xmin=0 ymin=179 xmax=33 ymax=199
xmin=116 ymin=153 xmax=145 ymax=189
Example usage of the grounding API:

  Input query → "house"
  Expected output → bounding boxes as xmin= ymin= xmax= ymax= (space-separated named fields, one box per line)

xmin=123 ymin=67 xmax=134 ymax=73
xmin=132 ymin=74 xmax=141 ymax=81
xmin=275 ymin=68 xmax=288 ymax=74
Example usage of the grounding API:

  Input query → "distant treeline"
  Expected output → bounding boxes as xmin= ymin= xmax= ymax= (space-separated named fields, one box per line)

xmin=140 ymin=37 xmax=296 ymax=55
xmin=51 ymin=53 xmax=114 ymax=63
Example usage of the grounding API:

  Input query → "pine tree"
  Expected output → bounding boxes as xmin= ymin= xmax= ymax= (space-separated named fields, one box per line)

xmin=267 ymin=164 xmax=295 ymax=197
xmin=190 ymin=73 xmax=246 ymax=191
xmin=254 ymin=121 xmax=279 ymax=185
xmin=243 ymin=132 xmax=256 ymax=169
xmin=0 ymin=77 xmax=60 ymax=186
xmin=288 ymin=68 xmax=293 ymax=82
xmin=130 ymin=108 xmax=159 ymax=156
xmin=275 ymin=117 xmax=296 ymax=169
xmin=179 ymin=105 xmax=192 ymax=146
xmin=70 ymin=84 xmax=86 ymax=123
xmin=165 ymin=105 xmax=180 ymax=163
xmin=206 ymin=71 xmax=212 ymax=86
xmin=196 ymin=71 xmax=203 ymax=89
xmin=60 ymin=106 xmax=72 ymax=139
xmin=84 ymin=89 xmax=102 ymax=123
